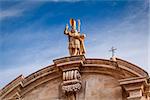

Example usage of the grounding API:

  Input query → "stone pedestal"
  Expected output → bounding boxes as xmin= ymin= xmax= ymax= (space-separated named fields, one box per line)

xmin=119 ymin=77 xmax=149 ymax=100
xmin=54 ymin=55 xmax=85 ymax=100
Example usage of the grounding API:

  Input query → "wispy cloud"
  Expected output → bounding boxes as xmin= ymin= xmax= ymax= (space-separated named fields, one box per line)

xmin=0 ymin=1 xmax=43 ymax=21
xmin=0 ymin=9 xmax=23 ymax=20
xmin=0 ymin=0 xmax=149 ymax=89
xmin=0 ymin=23 xmax=68 ymax=88
xmin=85 ymin=2 xmax=149 ymax=73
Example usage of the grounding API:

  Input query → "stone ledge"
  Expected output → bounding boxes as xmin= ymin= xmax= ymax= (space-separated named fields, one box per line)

xmin=0 ymin=75 xmax=24 ymax=97
xmin=119 ymin=77 xmax=147 ymax=85
xmin=54 ymin=55 xmax=85 ymax=71
xmin=53 ymin=55 xmax=85 ymax=65
xmin=1 ymin=56 xmax=149 ymax=99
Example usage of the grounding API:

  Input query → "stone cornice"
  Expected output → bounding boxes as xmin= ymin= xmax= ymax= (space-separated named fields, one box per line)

xmin=0 ymin=64 xmax=57 ymax=98
xmin=0 ymin=75 xmax=24 ymax=98
xmin=119 ymin=77 xmax=150 ymax=99
xmin=22 ymin=65 xmax=56 ymax=86
xmin=0 ymin=56 xmax=149 ymax=99
xmin=116 ymin=58 xmax=148 ymax=77
xmin=119 ymin=77 xmax=147 ymax=85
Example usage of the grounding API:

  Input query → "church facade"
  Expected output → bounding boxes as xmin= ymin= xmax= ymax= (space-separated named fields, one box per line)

xmin=0 ymin=19 xmax=150 ymax=100
xmin=0 ymin=55 xmax=150 ymax=100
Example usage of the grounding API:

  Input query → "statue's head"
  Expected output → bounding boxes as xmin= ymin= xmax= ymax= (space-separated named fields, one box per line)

xmin=70 ymin=19 xmax=76 ymax=31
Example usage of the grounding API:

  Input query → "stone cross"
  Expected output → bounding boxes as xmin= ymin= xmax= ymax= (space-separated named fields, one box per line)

xmin=109 ymin=47 xmax=117 ymax=57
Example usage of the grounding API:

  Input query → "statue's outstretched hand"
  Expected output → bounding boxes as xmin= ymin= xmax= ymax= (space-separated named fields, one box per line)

xmin=64 ymin=24 xmax=69 ymax=35
xmin=66 ymin=24 xmax=69 ymax=30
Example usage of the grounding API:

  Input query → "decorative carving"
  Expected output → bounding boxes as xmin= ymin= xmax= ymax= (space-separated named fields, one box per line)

xmin=119 ymin=77 xmax=149 ymax=100
xmin=54 ymin=56 xmax=84 ymax=99
xmin=62 ymin=70 xmax=81 ymax=81
xmin=1 ymin=56 xmax=149 ymax=100
xmin=64 ymin=19 xmax=86 ymax=56
xmin=62 ymin=82 xmax=81 ymax=93
xmin=61 ymin=69 xmax=81 ymax=94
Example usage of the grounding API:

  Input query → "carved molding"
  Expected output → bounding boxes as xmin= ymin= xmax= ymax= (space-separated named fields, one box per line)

xmin=54 ymin=55 xmax=84 ymax=96
xmin=61 ymin=69 xmax=82 ymax=93
xmin=116 ymin=58 xmax=148 ymax=77
xmin=63 ymin=70 xmax=81 ymax=81
xmin=1 ymin=56 xmax=149 ymax=100
xmin=62 ymin=81 xmax=82 ymax=93
xmin=119 ymin=77 xmax=150 ymax=100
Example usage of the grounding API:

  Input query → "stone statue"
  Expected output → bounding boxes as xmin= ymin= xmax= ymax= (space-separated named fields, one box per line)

xmin=64 ymin=19 xmax=86 ymax=56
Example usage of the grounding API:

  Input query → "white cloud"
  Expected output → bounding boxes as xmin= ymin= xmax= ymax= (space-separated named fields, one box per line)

xmin=0 ymin=1 xmax=43 ymax=21
xmin=0 ymin=23 xmax=68 ymax=88
xmin=0 ymin=0 xmax=149 ymax=89
xmin=0 ymin=9 xmax=23 ymax=20
xmin=0 ymin=42 xmax=67 ymax=88
xmin=85 ymin=5 xmax=149 ymax=73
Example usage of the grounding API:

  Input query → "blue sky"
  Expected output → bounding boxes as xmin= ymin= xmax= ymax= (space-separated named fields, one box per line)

xmin=0 ymin=0 xmax=149 ymax=88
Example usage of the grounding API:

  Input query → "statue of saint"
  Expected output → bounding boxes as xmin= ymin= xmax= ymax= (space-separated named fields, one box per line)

xmin=64 ymin=19 xmax=86 ymax=56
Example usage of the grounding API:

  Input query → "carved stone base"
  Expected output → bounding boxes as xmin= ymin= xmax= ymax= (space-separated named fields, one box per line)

xmin=62 ymin=81 xmax=81 ymax=93
xmin=54 ymin=55 xmax=84 ymax=98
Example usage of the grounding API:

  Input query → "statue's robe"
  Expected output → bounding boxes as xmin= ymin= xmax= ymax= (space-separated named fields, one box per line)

xmin=64 ymin=29 xmax=85 ymax=55
xmin=79 ymin=37 xmax=86 ymax=55
xmin=68 ymin=31 xmax=80 ymax=50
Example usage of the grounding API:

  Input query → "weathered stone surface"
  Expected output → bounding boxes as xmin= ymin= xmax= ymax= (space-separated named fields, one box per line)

xmin=81 ymin=74 xmax=122 ymax=100
xmin=0 ymin=56 xmax=149 ymax=100
xmin=23 ymin=78 xmax=61 ymax=100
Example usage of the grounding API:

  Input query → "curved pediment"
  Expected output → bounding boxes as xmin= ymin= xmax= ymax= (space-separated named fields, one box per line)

xmin=83 ymin=58 xmax=148 ymax=78
xmin=0 ymin=56 xmax=149 ymax=99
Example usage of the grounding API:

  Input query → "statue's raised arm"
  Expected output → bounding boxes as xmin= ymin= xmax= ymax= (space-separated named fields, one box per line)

xmin=64 ymin=19 xmax=86 ymax=56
